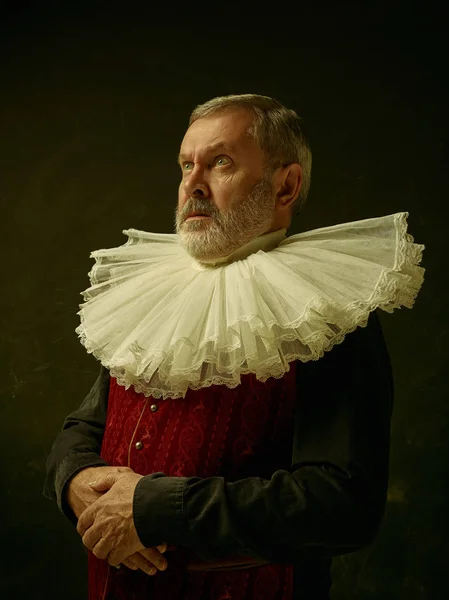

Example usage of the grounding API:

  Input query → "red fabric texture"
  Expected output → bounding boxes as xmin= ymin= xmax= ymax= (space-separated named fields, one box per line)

xmin=88 ymin=366 xmax=298 ymax=600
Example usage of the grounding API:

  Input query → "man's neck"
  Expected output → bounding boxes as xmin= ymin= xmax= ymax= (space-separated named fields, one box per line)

xmin=194 ymin=228 xmax=287 ymax=268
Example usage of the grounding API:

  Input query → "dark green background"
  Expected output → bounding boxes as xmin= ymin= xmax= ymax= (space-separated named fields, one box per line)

xmin=1 ymin=2 xmax=446 ymax=598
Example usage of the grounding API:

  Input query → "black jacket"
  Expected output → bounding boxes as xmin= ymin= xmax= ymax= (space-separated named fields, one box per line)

xmin=43 ymin=310 xmax=394 ymax=599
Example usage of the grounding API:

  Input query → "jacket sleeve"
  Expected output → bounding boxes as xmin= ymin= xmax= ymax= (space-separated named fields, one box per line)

xmin=43 ymin=364 xmax=111 ymax=523
xmin=133 ymin=310 xmax=394 ymax=563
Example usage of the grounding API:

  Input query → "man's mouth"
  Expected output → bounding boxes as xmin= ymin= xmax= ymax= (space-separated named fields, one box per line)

xmin=185 ymin=213 xmax=211 ymax=221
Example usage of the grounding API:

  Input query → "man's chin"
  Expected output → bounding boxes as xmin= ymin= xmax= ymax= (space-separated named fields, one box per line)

xmin=178 ymin=233 xmax=229 ymax=262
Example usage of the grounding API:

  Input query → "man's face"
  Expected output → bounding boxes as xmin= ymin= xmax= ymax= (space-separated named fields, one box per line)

xmin=175 ymin=109 xmax=276 ymax=261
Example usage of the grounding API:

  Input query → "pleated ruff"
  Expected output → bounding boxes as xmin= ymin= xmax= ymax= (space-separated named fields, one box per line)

xmin=76 ymin=212 xmax=425 ymax=400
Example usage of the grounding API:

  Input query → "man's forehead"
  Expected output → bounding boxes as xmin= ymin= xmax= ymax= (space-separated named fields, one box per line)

xmin=179 ymin=110 xmax=254 ymax=156
xmin=178 ymin=141 xmax=237 ymax=161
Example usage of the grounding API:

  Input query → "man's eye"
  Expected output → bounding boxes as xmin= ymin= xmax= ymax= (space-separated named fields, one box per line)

xmin=214 ymin=155 xmax=231 ymax=166
xmin=183 ymin=162 xmax=193 ymax=171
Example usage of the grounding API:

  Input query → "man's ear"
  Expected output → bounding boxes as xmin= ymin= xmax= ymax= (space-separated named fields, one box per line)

xmin=274 ymin=163 xmax=302 ymax=212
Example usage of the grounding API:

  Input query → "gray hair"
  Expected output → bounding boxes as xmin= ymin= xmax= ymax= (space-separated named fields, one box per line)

xmin=188 ymin=94 xmax=312 ymax=215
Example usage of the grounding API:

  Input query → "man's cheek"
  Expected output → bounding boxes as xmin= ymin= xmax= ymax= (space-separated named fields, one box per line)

xmin=177 ymin=182 xmax=188 ymax=206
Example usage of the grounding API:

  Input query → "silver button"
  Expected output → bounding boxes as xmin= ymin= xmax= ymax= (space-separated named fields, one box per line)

xmin=135 ymin=441 xmax=143 ymax=450
xmin=150 ymin=404 xmax=158 ymax=413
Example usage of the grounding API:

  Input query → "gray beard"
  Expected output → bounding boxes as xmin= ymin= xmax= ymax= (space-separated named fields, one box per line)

xmin=174 ymin=177 xmax=275 ymax=261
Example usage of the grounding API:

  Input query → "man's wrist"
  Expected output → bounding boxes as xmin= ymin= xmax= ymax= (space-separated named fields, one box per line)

xmin=56 ymin=453 xmax=108 ymax=523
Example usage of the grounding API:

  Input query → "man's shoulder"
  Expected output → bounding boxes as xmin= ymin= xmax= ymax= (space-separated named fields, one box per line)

xmin=297 ymin=309 xmax=388 ymax=377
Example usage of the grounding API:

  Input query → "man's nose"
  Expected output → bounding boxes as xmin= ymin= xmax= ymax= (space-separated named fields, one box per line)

xmin=183 ymin=168 xmax=210 ymax=198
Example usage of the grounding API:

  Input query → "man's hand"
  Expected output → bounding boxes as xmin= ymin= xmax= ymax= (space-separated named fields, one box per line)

xmin=68 ymin=467 xmax=167 ymax=575
xmin=67 ymin=466 xmax=133 ymax=520
xmin=116 ymin=545 xmax=168 ymax=576
xmin=77 ymin=471 xmax=158 ymax=569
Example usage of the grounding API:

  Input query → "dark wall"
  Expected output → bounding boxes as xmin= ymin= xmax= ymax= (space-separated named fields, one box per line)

xmin=1 ymin=2 xmax=446 ymax=598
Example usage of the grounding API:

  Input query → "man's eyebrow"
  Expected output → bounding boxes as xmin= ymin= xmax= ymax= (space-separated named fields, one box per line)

xmin=177 ymin=143 xmax=236 ymax=164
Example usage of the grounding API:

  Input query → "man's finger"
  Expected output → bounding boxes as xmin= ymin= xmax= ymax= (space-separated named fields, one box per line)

xmin=139 ymin=547 xmax=168 ymax=572
xmin=77 ymin=505 xmax=96 ymax=537
xmin=82 ymin=524 xmax=102 ymax=551
xmin=92 ymin=537 xmax=112 ymax=561
xmin=124 ymin=554 xmax=157 ymax=576
xmin=89 ymin=473 xmax=120 ymax=492
xmin=122 ymin=558 xmax=139 ymax=571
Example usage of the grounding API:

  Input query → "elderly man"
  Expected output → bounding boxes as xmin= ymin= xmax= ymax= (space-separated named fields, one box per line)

xmin=44 ymin=94 xmax=425 ymax=599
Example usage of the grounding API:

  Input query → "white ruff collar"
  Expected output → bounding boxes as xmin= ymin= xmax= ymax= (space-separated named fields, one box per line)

xmin=76 ymin=212 xmax=425 ymax=399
